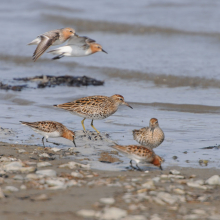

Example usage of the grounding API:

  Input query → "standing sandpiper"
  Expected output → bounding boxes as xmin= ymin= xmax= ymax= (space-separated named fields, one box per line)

xmin=54 ymin=94 xmax=133 ymax=134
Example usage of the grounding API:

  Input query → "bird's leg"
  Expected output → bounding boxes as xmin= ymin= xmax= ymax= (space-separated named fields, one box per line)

xmin=130 ymin=160 xmax=136 ymax=170
xmin=91 ymin=120 xmax=100 ymax=134
xmin=136 ymin=163 xmax=142 ymax=171
xmin=52 ymin=53 xmax=65 ymax=60
xmin=42 ymin=137 xmax=45 ymax=148
xmin=46 ymin=139 xmax=60 ymax=145
xmin=81 ymin=118 xmax=86 ymax=132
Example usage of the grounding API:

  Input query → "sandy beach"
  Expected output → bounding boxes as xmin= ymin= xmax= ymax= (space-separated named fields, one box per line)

xmin=0 ymin=141 xmax=220 ymax=220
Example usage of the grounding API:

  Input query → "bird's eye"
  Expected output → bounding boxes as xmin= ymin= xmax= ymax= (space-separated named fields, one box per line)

xmin=120 ymin=98 xmax=123 ymax=101
xmin=70 ymin=30 xmax=73 ymax=33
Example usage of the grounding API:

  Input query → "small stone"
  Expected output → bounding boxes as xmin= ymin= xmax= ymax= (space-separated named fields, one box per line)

xmin=0 ymin=187 xmax=5 ymax=198
xmin=170 ymin=170 xmax=180 ymax=175
xmin=5 ymin=186 xmax=19 ymax=192
xmin=26 ymin=174 xmax=42 ymax=180
xmin=50 ymin=147 xmax=61 ymax=152
xmin=142 ymin=180 xmax=155 ymax=189
xmin=20 ymin=185 xmax=27 ymax=190
xmin=20 ymin=167 xmax=36 ymax=174
xmin=152 ymin=197 xmax=166 ymax=205
xmin=100 ymin=197 xmax=115 ymax=205
xmin=209 ymin=215 xmax=220 ymax=220
xmin=66 ymin=180 xmax=78 ymax=187
xmin=152 ymin=177 xmax=160 ymax=183
xmin=36 ymin=169 xmax=56 ymax=177
xmin=178 ymin=206 xmax=188 ymax=215
xmin=205 ymin=175 xmax=220 ymax=185
xmin=173 ymin=188 xmax=185 ymax=195
xmin=183 ymin=214 xmax=200 ymax=220
xmin=192 ymin=209 xmax=206 ymax=215
xmin=18 ymin=149 xmax=26 ymax=153
xmin=13 ymin=175 xmax=24 ymax=181
xmin=4 ymin=161 xmax=23 ymax=172
xmin=194 ymin=179 xmax=204 ymax=185
xmin=37 ymin=162 xmax=52 ymax=168
xmin=76 ymin=209 xmax=97 ymax=218
xmin=59 ymin=161 xmax=90 ymax=169
xmin=122 ymin=215 xmax=147 ymax=220
xmin=150 ymin=214 xmax=162 ymax=220
xmin=31 ymin=194 xmax=49 ymax=201
xmin=99 ymin=207 xmax=127 ymax=220
xmin=39 ymin=153 xmax=50 ymax=158
xmin=46 ymin=179 xmax=65 ymax=188
xmin=71 ymin=172 xmax=84 ymax=178
xmin=187 ymin=182 xmax=207 ymax=190
xmin=168 ymin=174 xmax=185 ymax=179
xmin=157 ymin=192 xmax=179 ymax=205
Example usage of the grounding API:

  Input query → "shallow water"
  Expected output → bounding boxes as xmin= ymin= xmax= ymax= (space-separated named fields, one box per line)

xmin=0 ymin=0 xmax=220 ymax=170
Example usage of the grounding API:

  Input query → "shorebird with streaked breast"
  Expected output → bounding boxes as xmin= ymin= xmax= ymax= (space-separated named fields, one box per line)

xmin=53 ymin=94 xmax=132 ymax=134
xmin=133 ymin=118 xmax=164 ymax=149
xmin=47 ymin=35 xmax=107 ymax=60
xmin=28 ymin=27 xmax=77 ymax=61
xmin=20 ymin=121 xmax=76 ymax=147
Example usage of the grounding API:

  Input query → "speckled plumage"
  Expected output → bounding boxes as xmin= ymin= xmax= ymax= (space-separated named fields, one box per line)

xmin=54 ymin=94 xmax=132 ymax=133
xmin=20 ymin=121 xmax=76 ymax=147
xmin=133 ymin=118 xmax=164 ymax=149
xmin=112 ymin=145 xmax=163 ymax=170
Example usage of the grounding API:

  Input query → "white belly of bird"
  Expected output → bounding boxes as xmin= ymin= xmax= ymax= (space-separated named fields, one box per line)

xmin=31 ymin=128 xmax=60 ymax=139
xmin=70 ymin=111 xmax=109 ymax=120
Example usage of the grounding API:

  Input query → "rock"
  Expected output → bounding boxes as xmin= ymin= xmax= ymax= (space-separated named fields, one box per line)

xmin=59 ymin=161 xmax=90 ymax=169
xmin=39 ymin=153 xmax=51 ymax=159
xmin=157 ymin=192 xmax=179 ymax=205
xmin=26 ymin=174 xmax=42 ymax=180
xmin=205 ymin=175 xmax=220 ymax=185
xmin=183 ymin=214 xmax=200 ymax=220
xmin=20 ymin=185 xmax=27 ymax=190
xmin=66 ymin=180 xmax=78 ymax=187
xmin=152 ymin=197 xmax=166 ymax=205
xmin=170 ymin=170 xmax=180 ymax=175
xmin=50 ymin=147 xmax=61 ymax=152
xmin=100 ymin=197 xmax=115 ymax=205
xmin=18 ymin=149 xmax=26 ymax=153
xmin=178 ymin=206 xmax=188 ymax=215
xmin=187 ymin=182 xmax=207 ymax=190
xmin=122 ymin=215 xmax=147 ymax=220
xmin=150 ymin=214 xmax=162 ymax=220
xmin=4 ymin=186 xmax=19 ymax=192
xmin=71 ymin=172 xmax=84 ymax=178
xmin=192 ymin=209 xmax=207 ymax=215
xmin=36 ymin=169 xmax=56 ymax=177
xmin=152 ymin=177 xmax=160 ymax=183
xmin=76 ymin=209 xmax=97 ymax=218
xmin=37 ymin=162 xmax=52 ymax=168
xmin=4 ymin=161 xmax=23 ymax=172
xmin=0 ymin=187 xmax=5 ymax=199
xmin=31 ymin=194 xmax=49 ymax=201
xmin=20 ymin=167 xmax=36 ymax=174
xmin=173 ymin=188 xmax=185 ymax=195
xmin=209 ymin=215 xmax=220 ymax=220
xmin=142 ymin=180 xmax=155 ymax=189
xmin=13 ymin=175 xmax=24 ymax=181
xmin=46 ymin=179 xmax=65 ymax=188
xmin=99 ymin=207 xmax=127 ymax=220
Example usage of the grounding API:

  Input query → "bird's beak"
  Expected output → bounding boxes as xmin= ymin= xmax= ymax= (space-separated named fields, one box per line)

xmin=159 ymin=165 xmax=163 ymax=170
xmin=102 ymin=49 xmax=108 ymax=54
xmin=74 ymin=33 xmax=79 ymax=37
xmin=123 ymin=101 xmax=133 ymax=109
xmin=73 ymin=140 xmax=77 ymax=147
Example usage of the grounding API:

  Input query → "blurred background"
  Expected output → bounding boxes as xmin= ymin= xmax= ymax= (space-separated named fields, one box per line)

xmin=0 ymin=0 xmax=220 ymax=170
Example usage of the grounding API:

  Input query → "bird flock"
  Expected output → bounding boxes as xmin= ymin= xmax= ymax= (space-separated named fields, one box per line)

xmin=21 ymin=27 xmax=165 ymax=171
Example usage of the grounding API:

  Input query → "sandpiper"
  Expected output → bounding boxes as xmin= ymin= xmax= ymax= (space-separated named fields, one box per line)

xmin=20 ymin=121 xmax=76 ymax=147
xmin=112 ymin=145 xmax=163 ymax=170
xmin=47 ymin=35 xmax=107 ymax=60
xmin=133 ymin=118 xmax=164 ymax=149
xmin=28 ymin=27 xmax=76 ymax=61
xmin=54 ymin=94 xmax=132 ymax=133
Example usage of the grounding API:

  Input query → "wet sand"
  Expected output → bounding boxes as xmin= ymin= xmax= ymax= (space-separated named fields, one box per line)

xmin=0 ymin=141 xmax=220 ymax=220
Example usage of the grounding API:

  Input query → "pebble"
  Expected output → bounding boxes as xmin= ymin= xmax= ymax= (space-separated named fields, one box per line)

xmin=173 ymin=188 xmax=185 ymax=195
xmin=157 ymin=192 xmax=182 ymax=205
xmin=150 ymin=214 xmax=162 ymax=220
xmin=59 ymin=161 xmax=90 ymax=170
xmin=152 ymin=197 xmax=166 ymax=205
xmin=50 ymin=147 xmax=61 ymax=152
xmin=36 ymin=169 xmax=56 ymax=177
xmin=99 ymin=207 xmax=127 ymax=220
xmin=170 ymin=170 xmax=180 ymax=175
xmin=152 ymin=177 xmax=160 ymax=183
xmin=183 ymin=214 xmax=201 ymax=220
xmin=76 ymin=209 xmax=97 ymax=218
xmin=209 ymin=215 xmax=220 ymax=220
xmin=142 ymin=180 xmax=155 ymax=189
xmin=26 ymin=173 xmax=41 ymax=180
xmin=37 ymin=162 xmax=52 ymax=168
xmin=4 ymin=186 xmax=19 ymax=192
xmin=46 ymin=179 xmax=65 ymax=187
xmin=192 ymin=209 xmax=207 ymax=215
xmin=71 ymin=172 xmax=84 ymax=178
xmin=0 ymin=187 xmax=5 ymax=198
xmin=39 ymin=153 xmax=50 ymax=158
xmin=20 ymin=185 xmax=27 ymax=190
xmin=4 ymin=161 xmax=23 ymax=172
xmin=18 ymin=149 xmax=26 ymax=153
xmin=13 ymin=175 xmax=24 ymax=181
xmin=122 ymin=215 xmax=147 ymax=220
xmin=31 ymin=194 xmax=49 ymax=201
xmin=187 ymin=182 xmax=207 ymax=190
xmin=205 ymin=175 xmax=220 ymax=185
xmin=100 ymin=197 xmax=115 ymax=205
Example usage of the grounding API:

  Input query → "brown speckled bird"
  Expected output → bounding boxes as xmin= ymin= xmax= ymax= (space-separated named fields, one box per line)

xmin=28 ymin=27 xmax=76 ymax=61
xmin=133 ymin=118 xmax=164 ymax=149
xmin=112 ymin=145 xmax=163 ymax=170
xmin=54 ymin=94 xmax=133 ymax=134
xmin=20 ymin=121 xmax=76 ymax=147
